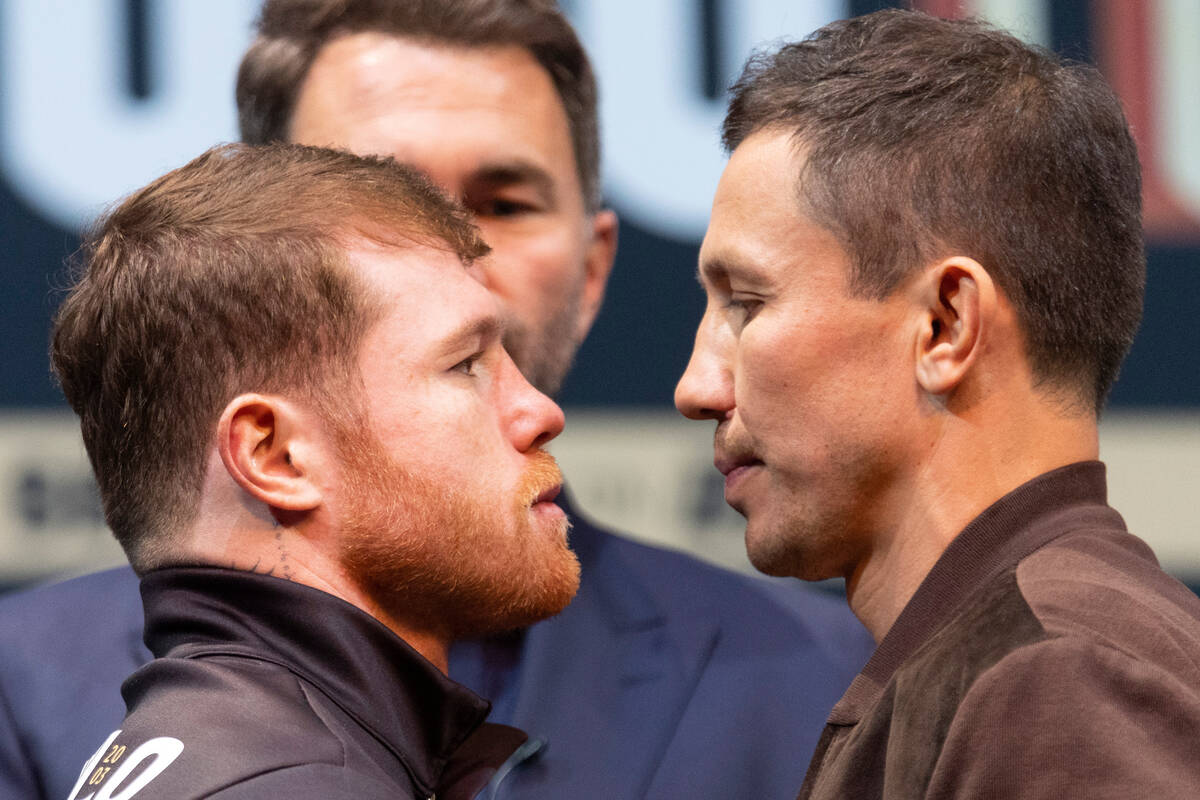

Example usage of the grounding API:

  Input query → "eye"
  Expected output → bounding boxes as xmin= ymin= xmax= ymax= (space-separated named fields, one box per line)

xmin=463 ymin=185 xmax=544 ymax=219
xmin=725 ymin=296 xmax=763 ymax=324
xmin=475 ymin=197 xmax=536 ymax=218
xmin=451 ymin=352 xmax=483 ymax=376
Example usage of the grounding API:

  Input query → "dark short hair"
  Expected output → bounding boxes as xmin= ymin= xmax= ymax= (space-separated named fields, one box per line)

xmin=236 ymin=0 xmax=602 ymax=211
xmin=51 ymin=143 xmax=488 ymax=570
xmin=723 ymin=9 xmax=1144 ymax=411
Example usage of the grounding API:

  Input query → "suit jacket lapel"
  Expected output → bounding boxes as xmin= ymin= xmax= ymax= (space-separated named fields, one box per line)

xmin=498 ymin=495 xmax=721 ymax=797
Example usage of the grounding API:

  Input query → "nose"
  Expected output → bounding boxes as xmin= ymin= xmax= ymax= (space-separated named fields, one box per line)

xmin=675 ymin=310 xmax=734 ymax=422
xmin=501 ymin=352 xmax=566 ymax=451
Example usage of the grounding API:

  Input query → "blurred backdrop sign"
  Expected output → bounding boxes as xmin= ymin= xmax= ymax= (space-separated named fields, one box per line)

xmin=4 ymin=1 xmax=1200 ymax=241
xmin=1 ymin=0 xmax=258 ymax=231
xmin=1 ymin=0 xmax=1197 ymax=586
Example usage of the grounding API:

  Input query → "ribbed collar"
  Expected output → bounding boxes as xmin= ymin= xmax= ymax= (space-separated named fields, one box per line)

xmin=139 ymin=567 xmax=493 ymax=794
xmin=829 ymin=461 xmax=1124 ymax=723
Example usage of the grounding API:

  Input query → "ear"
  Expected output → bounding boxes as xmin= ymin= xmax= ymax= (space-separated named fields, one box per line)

xmin=573 ymin=209 xmax=618 ymax=342
xmin=217 ymin=394 xmax=324 ymax=515
xmin=914 ymin=258 xmax=995 ymax=397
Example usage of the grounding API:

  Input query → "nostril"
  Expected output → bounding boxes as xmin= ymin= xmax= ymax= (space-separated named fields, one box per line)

xmin=530 ymin=426 xmax=558 ymax=450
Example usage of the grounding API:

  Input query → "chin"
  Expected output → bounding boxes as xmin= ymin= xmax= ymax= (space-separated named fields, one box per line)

xmin=744 ymin=519 xmax=833 ymax=582
xmin=335 ymin=435 xmax=580 ymax=639
xmin=444 ymin=509 xmax=582 ymax=637
xmin=744 ymin=522 xmax=791 ymax=577
xmin=451 ymin=545 xmax=581 ymax=637
xmin=746 ymin=543 xmax=800 ymax=578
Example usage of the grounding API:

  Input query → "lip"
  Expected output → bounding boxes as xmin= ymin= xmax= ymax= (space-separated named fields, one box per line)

xmin=715 ymin=454 xmax=763 ymax=501
xmin=530 ymin=483 xmax=566 ymax=527
xmin=714 ymin=453 xmax=762 ymax=477
xmin=532 ymin=483 xmax=562 ymax=506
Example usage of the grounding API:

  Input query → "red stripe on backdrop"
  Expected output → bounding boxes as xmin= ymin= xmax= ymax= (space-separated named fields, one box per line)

xmin=910 ymin=0 xmax=969 ymax=19
xmin=1093 ymin=0 xmax=1200 ymax=239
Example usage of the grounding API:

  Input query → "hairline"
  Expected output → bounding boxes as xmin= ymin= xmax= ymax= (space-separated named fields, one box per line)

xmin=253 ymin=29 xmax=602 ymax=214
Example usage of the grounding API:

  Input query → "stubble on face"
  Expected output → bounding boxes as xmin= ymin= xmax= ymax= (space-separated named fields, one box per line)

xmin=333 ymin=423 xmax=580 ymax=640
xmin=502 ymin=275 xmax=584 ymax=398
xmin=717 ymin=414 xmax=903 ymax=584
xmin=683 ymin=132 xmax=919 ymax=587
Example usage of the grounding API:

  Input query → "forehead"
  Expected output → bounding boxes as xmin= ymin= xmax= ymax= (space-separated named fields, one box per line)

xmin=700 ymin=131 xmax=850 ymax=291
xmin=346 ymin=239 xmax=500 ymax=346
xmin=705 ymin=131 xmax=805 ymax=253
xmin=289 ymin=33 xmax=578 ymax=188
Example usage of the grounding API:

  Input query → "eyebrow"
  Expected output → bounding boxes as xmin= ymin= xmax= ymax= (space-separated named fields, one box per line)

xmin=696 ymin=255 xmax=769 ymax=288
xmin=467 ymin=160 xmax=557 ymax=206
xmin=439 ymin=313 xmax=505 ymax=356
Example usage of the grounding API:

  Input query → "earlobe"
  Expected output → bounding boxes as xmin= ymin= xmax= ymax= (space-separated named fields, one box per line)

xmin=574 ymin=209 xmax=618 ymax=341
xmin=914 ymin=259 xmax=991 ymax=397
xmin=218 ymin=394 xmax=324 ymax=514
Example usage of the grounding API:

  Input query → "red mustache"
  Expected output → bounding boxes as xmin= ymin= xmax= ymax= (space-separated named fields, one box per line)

xmin=518 ymin=450 xmax=564 ymax=507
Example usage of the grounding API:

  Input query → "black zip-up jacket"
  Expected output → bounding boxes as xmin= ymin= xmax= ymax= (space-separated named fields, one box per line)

xmin=66 ymin=567 xmax=525 ymax=799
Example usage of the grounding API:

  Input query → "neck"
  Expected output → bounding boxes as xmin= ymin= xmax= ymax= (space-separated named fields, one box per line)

xmin=182 ymin=487 xmax=452 ymax=671
xmin=845 ymin=397 xmax=1098 ymax=641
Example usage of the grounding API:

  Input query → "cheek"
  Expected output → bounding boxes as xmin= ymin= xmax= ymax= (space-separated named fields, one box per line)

xmin=478 ymin=227 xmax=583 ymax=309
xmin=733 ymin=319 xmax=889 ymax=448
xmin=366 ymin=386 xmax=476 ymax=451
xmin=734 ymin=320 xmax=820 ymax=412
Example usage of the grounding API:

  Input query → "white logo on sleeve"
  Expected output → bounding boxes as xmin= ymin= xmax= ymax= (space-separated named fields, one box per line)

xmin=67 ymin=731 xmax=184 ymax=800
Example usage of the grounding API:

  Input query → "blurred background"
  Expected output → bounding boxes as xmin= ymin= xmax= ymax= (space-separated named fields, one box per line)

xmin=1 ymin=0 xmax=1197 ymax=593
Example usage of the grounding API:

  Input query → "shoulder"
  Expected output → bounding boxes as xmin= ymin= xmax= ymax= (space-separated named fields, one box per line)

xmin=1017 ymin=528 xmax=1200 ymax=664
xmin=0 ymin=566 xmax=147 ymax=800
xmin=929 ymin=634 xmax=1200 ymax=797
xmin=0 ymin=565 xmax=145 ymax=718
xmin=905 ymin=527 xmax=1200 ymax=694
xmin=0 ymin=564 xmax=139 ymax=622
xmin=968 ymin=632 xmax=1200 ymax=712
xmin=82 ymin=655 xmax=362 ymax=799
xmin=867 ymin=551 xmax=1200 ymax=797
xmin=122 ymin=655 xmax=340 ymax=743
xmin=75 ymin=738 xmax=401 ymax=800
xmin=0 ymin=565 xmax=143 ymax=662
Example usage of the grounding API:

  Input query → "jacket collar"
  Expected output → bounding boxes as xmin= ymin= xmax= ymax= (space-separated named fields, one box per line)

xmin=830 ymin=461 xmax=1122 ymax=723
xmin=139 ymin=566 xmax=494 ymax=793
xmin=556 ymin=487 xmax=669 ymax=630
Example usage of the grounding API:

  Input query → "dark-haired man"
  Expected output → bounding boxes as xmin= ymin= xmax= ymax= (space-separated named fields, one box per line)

xmin=0 ymin=2 xmax=872 ymax=799
xmin=55 ymin=143 xmax=575 ymax=798
xmin=676 ymin=9 xmax=1200 ymax=798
